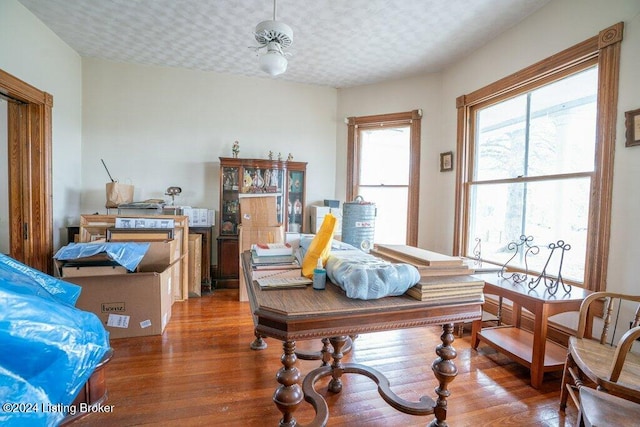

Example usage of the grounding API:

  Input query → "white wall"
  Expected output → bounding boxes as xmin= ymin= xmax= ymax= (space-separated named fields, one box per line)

xmin=608 ymin=6 xmax=640 ymax=296
xmin=0 ymin=0 xmax=83 ymax=249
xmin=337 ymin=0 xmax=640 ymax=294
xmin=81 ymin=58 xmax=337 ymax=229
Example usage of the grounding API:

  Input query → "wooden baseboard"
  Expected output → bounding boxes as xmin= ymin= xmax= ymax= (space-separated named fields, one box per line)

xmin=214 ymin=278 xmax=239 ymax=289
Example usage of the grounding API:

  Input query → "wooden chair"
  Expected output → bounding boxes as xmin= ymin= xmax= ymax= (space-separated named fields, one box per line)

xmin=560 ymin=292 xmax=640 ymax=412
xmin=577 ymin=386 xmax=640 ymax=427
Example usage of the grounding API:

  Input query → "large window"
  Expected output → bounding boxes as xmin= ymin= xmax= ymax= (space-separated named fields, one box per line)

xmin=470 ymin=67 xmax=597 ymax=281
xmin=454 ymin=23 xmax=623 ymax=291
xmin=347 ymin=110 xmax=421 ymax=246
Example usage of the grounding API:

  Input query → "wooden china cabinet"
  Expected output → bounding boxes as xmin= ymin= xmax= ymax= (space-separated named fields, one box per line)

xmin=216 ymin=157 xmax=307 ymax=288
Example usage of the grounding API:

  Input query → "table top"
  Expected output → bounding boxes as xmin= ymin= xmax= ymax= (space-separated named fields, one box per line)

xmin=243 ymin=252 xmax=484 ymax=341
xmin=472 ymin=272 xmax=591 ymax=304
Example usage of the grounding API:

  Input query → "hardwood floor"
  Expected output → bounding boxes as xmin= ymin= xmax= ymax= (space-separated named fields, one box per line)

xmin=71 ymin=289 xmax=579 ymax=426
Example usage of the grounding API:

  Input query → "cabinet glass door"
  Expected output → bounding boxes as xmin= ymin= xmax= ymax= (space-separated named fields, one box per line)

xmin=221 ymin=166 xmax=240 ymax=235
xmin=287 ymin=170 xmax=305 ymax=232
xmin=242 ymin=166 xmax=285 ymax=224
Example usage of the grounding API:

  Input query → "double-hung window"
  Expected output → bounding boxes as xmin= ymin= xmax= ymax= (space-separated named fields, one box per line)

xmin=454 ymin=24 xmax=623 ymax=291
xmin=347 ymin=110 xmax=422 ymax=246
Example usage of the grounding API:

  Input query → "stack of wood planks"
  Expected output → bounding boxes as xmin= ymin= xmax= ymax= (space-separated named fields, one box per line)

xmin=371 ymin=244 xmax=484 ymax=303
xmin=405 ymin=275 xmax=485 ymax=302
xmin=370 ymin=244 xmax=474 ymax=276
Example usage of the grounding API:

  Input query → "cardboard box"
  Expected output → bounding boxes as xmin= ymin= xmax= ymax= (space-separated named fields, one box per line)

xmin=65 ymin=261 xmax=176 ymax=339
xmin=61 ymin=262 xmax=128 ymax=277
xmin=182 ymin=207 xmax=215 ymax=227
xmin=238 ymin=225 xmax=284 ymax=252
xmin=188 ymin=234 xmax=202 ymax=297
xmin=78 ymin=214 xmax=190 ymax=303
xmin=56 ymin=240 xmax=178 ymax=276
xmin=55 ymin=240 xmax=181 ymax=338
xmin=239 ymin=195 xmax=278 ymax=227
xmin=138 ymin=240 xmax=178 ymax=272
xmin=169 ymin=256 xmax=183 ymax=303
xmin=138 ymin=240 xmax=183 ymax=302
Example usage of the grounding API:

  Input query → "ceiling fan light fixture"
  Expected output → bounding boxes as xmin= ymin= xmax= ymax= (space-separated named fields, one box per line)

xmin=259 ymin=43 xmax=288 ymax=76
xmin=252 ymin=0 xmax=293 ymax=76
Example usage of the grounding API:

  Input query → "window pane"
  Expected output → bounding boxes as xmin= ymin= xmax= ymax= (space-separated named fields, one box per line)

xmin=359 ymin=127 xmax=410 ymax=185
xmin=468 ymin=178 xmax=589 ymax=281
xmin=357 ymin=187 xmax=407 ymax=245
xmin=528 ymin=67 xmax=597 ymax=175
xmin=475 ymin=96 xmax=528 ymax=181
xmin=474 ymin=67 xmax=597 ymax=181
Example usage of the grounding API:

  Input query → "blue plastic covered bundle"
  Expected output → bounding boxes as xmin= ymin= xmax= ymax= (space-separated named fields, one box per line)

xmin=54 ymin=241 xmax=150 ymax=272
xmin=0 ymin=254 xmax=111 ymax=427
xmin=326 ymin=249 xmax=420 ymax=300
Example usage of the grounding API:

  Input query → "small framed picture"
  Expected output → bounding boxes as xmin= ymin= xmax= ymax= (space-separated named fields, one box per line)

xmin=440 ymin=151 xmax=454 ymax=172
xmin=625 ymin=108 xmax=640 ymax=147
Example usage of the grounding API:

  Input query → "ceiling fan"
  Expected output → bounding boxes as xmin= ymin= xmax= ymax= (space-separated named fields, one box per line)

xmin=251 ymin=0 xmax=293 ymax=76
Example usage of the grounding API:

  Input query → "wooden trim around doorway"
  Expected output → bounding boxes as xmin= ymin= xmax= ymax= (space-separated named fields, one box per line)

xmin=1 ymin=69 xmax=53 ymax=274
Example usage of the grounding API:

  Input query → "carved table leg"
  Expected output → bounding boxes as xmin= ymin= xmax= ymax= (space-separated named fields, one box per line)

xmin=429 ymin=323 xmax=457 ymax=427
xmin=328 ymin=336 xmax=348 ymax=393
xmin=273 ymin=340 xmax=302 ymax=427
xmin=320 ymin=338 xmax=332 ymax=366
xmin=250 ymin=328 xmax=267 ymax=350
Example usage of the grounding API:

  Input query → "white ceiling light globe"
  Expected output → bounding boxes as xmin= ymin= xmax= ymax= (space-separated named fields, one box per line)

xmin=259 ymin=51 xmax=288 ymax=76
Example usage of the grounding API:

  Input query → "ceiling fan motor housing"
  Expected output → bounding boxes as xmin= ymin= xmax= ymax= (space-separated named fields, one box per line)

xmin=254 ymin=20 xmax=293 ymax=47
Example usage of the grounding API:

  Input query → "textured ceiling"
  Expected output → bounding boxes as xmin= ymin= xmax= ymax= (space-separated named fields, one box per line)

xmin=18 ymin=0 xmax=551 ymax=88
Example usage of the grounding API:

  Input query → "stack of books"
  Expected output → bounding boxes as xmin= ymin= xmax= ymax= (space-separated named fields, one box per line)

xmin=250 ymin=243 xmax=308 ymax=288
xmin=405 ymin=275 xmax=485 ymax=303
xmin=371 ymin=244 xmax=475 ymax=277
xmin=253 ymin=243 xmax=294 ymax=257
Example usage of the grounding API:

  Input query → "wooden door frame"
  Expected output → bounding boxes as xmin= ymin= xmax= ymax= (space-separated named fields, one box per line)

xmin=1 ymin=68 xmax=53 ymax=274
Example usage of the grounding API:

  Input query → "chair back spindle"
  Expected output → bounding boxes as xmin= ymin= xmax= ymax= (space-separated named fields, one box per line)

xmin=632 ymin=305 xmax=640 ymax=329
xmin=600 ymin=296 xmax=613 ymax=345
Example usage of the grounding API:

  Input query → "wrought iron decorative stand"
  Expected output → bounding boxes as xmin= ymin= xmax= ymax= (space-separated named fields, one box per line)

xmin=498 ymin=235 xmax=539 ymax=283
xmin=472 ymin=238 xmax=482 ymax=265
xmin=528 ymin=240 xmax=572 ymax=295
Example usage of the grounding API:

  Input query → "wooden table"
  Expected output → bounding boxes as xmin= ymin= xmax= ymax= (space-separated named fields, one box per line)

xmin=242 ymin=252 xmax=483 ymax=427
xmin=470 ymin=272 xmax=590 ymax=389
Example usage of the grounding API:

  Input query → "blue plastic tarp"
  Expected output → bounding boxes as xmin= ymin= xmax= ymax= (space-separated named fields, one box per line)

xmin=0 ymin=254 xmax=81 ymax=306
xmin=0 ymin=254 xmax=111 ymax=427
xmin=54 ymin=242 xmax=150 ymax=272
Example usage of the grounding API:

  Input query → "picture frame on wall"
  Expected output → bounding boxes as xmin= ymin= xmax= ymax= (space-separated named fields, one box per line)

xmin=440 ymin=151 xmax=454 ymax=172
xmin=625 ymin=108 xmax=640 ymax=147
